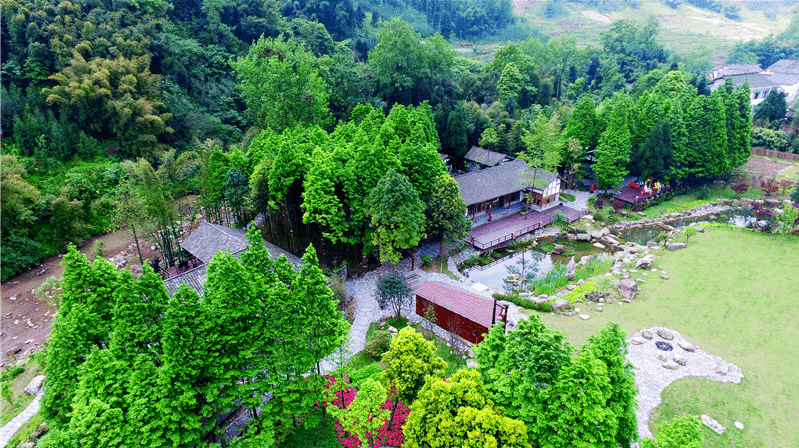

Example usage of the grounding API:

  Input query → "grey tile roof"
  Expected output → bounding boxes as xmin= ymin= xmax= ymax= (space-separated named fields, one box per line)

xmin=711 ymin=64 xmax=763 ymax=78
xmin=767 ymin=59 xmax=799 ymax=75
xmin=165 ymin=221 xmax=305 ymax=296
xmin=464 ymin=146 xmax=511 ymax=167
xmin=711 ymin=73 xmax=778 ymax=91
xmin=163 ymin=264 xmax=208 ymax=297
xmin=180 ymin=222 xmax=248 ymax=264
xmin=454 ymin=159 xmax=558 ymax=206
xmin=767 ymin=73 xmax=799 ymax=86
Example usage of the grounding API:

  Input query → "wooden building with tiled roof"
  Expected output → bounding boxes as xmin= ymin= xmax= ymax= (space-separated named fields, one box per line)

xmin=415 ymin=281 xmax=507 ymax=344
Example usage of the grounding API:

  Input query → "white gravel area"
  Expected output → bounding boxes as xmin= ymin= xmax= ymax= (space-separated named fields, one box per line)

xmin=626 ymin=326 xmax=744 ymax=439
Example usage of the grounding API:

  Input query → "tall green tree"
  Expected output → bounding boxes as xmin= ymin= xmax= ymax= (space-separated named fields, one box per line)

xmin=474 ymin=317 xmax=572 ymax=440
xmin=426 ymin=174 xmax=471 ymax=258
xmin=233 ymin=35 xmax=331 ymax=132
xmin=683 ymin=93 xmax=728 ymax=179
xmin=368 ymin=18 xmax=454 ymax=104
xmin=540 ymin=349 xmax=618 ymax=448
xmin=365 ymin=170 xmax=426 ymax=265
xmin=585 ymin=323 xmax=638 ymax=448
xmin=293 ymin=242 xmax=349 ymax=374
xmin=563 ymin=95 xmax=598 ymax=152
xmin=754 ymin=88 xmax=788 ymax=123
xmin=594 ymin=95 xmax=633 ymax=189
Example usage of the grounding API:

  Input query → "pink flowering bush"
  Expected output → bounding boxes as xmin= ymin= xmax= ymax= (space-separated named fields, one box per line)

xmin=323 ymin=376 xmax=409 ymax=447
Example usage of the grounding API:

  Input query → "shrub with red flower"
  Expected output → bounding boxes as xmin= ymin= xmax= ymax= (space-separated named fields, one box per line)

xmin=323 ymin=376 xmax=409 ymax=447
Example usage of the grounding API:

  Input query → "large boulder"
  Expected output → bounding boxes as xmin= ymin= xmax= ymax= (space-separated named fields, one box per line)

xmin=764 ymin=198 xmax=781 ymax=208
xmin=552 ymin=298 xmax=571 ymax=311
xmin=666 ymin=242 xmax=686 ymax=251
xmin=551 ymin=244 xmax=567 ymax=255
xmin=24 ymin=375 xmax=46 ymax=395
xmin=618 ymin=279 xmax=639 ymax=300
xmin=575 ymin=233 xmax=591 ymax=242
xmin=636 ymin=254 xmax=656 ymax=269
xmin=657 ymin=328 xmax=674 ymax=340
xmin=678 ymin=340 xmax=697 ymax=352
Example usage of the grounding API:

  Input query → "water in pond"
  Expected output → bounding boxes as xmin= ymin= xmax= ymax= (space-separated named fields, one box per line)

xmin=463 ymin=250 xmax=554 ymax=293
xmin=461 ymin=238 xmax=609 ymax=292
xmin=617 ymin=209 xmax=767 ymax=245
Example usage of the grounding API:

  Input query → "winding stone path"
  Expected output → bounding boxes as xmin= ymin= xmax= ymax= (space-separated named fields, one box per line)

xmin=0 ymin=387 xmax=44 ymax=448
xmin=625 ymin=326 xmax=744 ymax=439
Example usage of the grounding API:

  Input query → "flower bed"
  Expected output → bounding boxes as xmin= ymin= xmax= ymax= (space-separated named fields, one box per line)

xmin=324 ymin=375 xmax=410 ymax=448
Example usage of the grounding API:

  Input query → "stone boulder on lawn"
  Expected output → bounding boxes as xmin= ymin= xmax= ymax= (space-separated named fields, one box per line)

xmin=636 ymin=254 xmax=655 ymax=269
xmin=618 ymin=279 xmax=639 ymax=300
xmin=552 ymin=298 xmax=571 ymax=311
xmin=551 ymin=244 xmax=567 ymax=255
xmin=24 ymin=375 xmax=46 ymax=395
xmin=666 ymin=242 xmax=686 ymax=251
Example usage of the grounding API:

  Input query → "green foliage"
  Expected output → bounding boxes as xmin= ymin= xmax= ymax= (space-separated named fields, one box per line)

xmin=381 ymin=326 xmax=446 ymax=406
xmin=474 ymin=316 xmax=572 ymax=440
xmin=376 ymin=270 xmax=412 ymax=319
xmin=595 ymin=94 xmax=633 ymax=189
xmin=641 ymin=415 xmax=704 ymax=448
xmin=369 ymin=18 xmax=454 ymax=104
xmin=365 ymin=330 xmax=393 ymax=361
xmin=328 ymin=378 xmax=389 ymax=448
xmin=404 ymin=369 xmax=532 ymax=448
xmin=350 ymin=363 xmax=384 ymax=389
xmin=540 ymin=348 xmax=619 ymax=448
xmin=751 ymin=126 xmax=790 ymax=151
xmin=427 ymin=174 xmax=471 ymax=258
xmin=754 ymin=89 xmax=788 ymax=123
xmin=366 ymin=169 xmax=427 ymax=265
xmin=232 ymin=35 xmax=331 ymax=132
xmin=559 ymin=280 xmax=599 ymax=303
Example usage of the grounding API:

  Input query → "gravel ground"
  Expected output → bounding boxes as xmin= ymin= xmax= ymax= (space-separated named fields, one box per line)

xmin=626 ymin=326 xmax=744 ymax=439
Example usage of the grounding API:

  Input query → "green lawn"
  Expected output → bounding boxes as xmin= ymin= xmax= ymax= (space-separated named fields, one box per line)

xmin=534 ymin=227 xmax=799 ymax=447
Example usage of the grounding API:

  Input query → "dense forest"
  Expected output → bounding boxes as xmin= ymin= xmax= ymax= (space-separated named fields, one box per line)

xmin=1 ymin=0 xmax=796 ymax=281
xmin=3 ymin=0 xmax=799 ymax=447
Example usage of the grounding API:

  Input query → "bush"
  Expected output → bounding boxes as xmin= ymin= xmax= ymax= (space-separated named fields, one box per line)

xmin=697 ymin=185 xmax=710 ymax=200
xmin=350 ymin=363 xmax=384 ymax=389
xmin=0 ymin=364 xmax=25 ymax=382
xmin=421 ymin=255 xmax=432 ymax=267
xmin=559 ymin=281 xmax=598 ymax=303
xmin=365 ymin=330 xmax=392 ymax=361
xmin=492 ymin=291 xmax=552 ymax=312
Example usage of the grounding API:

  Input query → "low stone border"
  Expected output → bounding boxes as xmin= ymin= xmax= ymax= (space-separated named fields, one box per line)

xmin=626 ymin=326 xmax=744 ymax=440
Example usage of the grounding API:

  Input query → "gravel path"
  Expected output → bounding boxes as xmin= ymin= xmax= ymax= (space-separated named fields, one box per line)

xmin=626 ymin=326 xmax=744 ymax=439
xmin=0 ymin=387 xmax=44 ymax=448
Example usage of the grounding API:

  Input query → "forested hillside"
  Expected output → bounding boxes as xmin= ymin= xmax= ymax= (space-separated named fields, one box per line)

xmin=1 ymin=0 xmax=791 ymax=281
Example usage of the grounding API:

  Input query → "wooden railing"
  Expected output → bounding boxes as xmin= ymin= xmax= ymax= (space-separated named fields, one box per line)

xmin=470 ymin=208 xmax=588 ymax=251
xmin=751 ymin=147 xmax=799 ymax=161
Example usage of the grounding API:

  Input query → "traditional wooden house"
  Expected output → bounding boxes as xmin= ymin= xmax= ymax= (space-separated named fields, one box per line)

xmin=163 ymin=221 xmax=303 ymax=296
xmin=415 ymin=281 xmax=507 ymax=344
xmin=455 ymin=159 xmax=561 ymax=218
xmin=464 ymin=146 xmax=512 ymax=171
xmin=525 ymin=168 xmax=561 ymax=211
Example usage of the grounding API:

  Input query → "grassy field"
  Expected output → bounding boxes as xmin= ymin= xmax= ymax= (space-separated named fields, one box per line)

xmin=534 ymin=227 xmax=799 ymax=447
xmin=514 ymin=1 xmax=792 ymax=62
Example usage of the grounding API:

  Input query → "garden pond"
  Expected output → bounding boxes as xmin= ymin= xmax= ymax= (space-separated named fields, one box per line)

xmin=459 ymin=238 xmax=611 ymax=292
xmin=616 ymin=208 xmax=768 ymax=245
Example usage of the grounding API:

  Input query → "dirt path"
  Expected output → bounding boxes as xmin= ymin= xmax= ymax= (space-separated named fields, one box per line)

xmin=0 ymin=228 xmax=162 ymax=366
